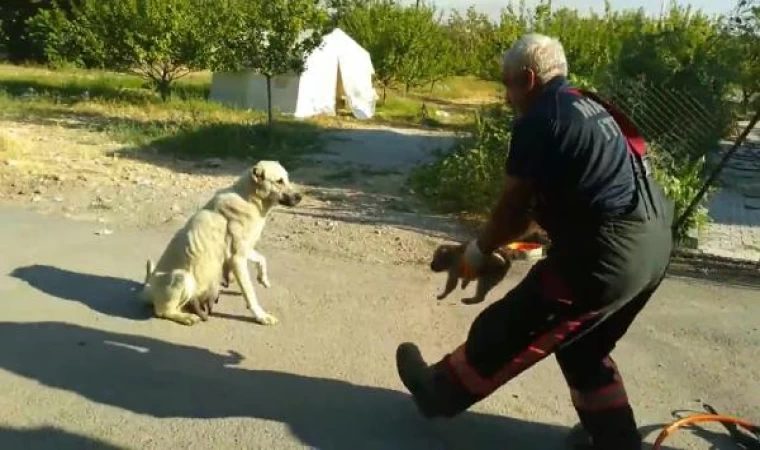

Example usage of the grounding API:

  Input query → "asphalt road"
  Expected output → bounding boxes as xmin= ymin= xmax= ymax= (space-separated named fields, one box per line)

xmin=0 ymin=206 xmax=758 ymax=449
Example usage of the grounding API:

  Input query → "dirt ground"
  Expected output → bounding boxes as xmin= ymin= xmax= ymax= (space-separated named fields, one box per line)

xmin=0 ymin=118 xmax=462 ymax=265
xmin=2 ymin=118 xmax=760 ymax=449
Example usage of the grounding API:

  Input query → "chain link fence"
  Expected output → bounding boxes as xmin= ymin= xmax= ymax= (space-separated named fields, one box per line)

xmin=598 ymin=77 xmax=736 ymax=167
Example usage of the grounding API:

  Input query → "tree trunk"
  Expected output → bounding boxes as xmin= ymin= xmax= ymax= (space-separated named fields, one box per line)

xmin=157 ymin=78 xmax=171 ymax=102
xmin=157 ymin=66 xmax=171 ymax=102
xmin=266 ymin=75 xmax=273 ymax=127
xmin=741 ymin=88 xmax=751 ymax=114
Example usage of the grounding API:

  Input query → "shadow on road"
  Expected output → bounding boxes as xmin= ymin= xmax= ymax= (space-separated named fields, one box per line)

xmin=0 ymin=321 xmax=562 ymax=449
xmin=0 ymin=426 xmax=123 ymax=450
xmin=0 ymin=322 xmax=686 ymax=450
xmin=9 ymin=265 xmax=150 ymax=321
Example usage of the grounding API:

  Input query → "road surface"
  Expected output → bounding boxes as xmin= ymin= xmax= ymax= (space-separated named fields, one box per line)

xmin=0 ymin=206 xmax=758 ymax=449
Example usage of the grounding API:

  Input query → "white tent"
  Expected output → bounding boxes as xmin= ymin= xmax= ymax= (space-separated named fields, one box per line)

xmin=209 ymin=28 xmax=377 ymax=119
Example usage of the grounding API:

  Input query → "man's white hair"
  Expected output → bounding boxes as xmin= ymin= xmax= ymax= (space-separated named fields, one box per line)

xmin=501 ymin=33 xmax=568 ymax=83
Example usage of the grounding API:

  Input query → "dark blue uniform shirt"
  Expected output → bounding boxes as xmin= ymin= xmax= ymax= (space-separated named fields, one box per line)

xmin=505 ymin=76 xmax=637 ymax=244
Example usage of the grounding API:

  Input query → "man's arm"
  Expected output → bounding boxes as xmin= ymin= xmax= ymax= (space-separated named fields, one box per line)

xmin=476 ymin=175 xmax=536 ymax=254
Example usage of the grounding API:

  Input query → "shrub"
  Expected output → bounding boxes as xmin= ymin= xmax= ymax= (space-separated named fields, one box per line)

xmin=411 ymin=101 xmax=712 ymax=246
xmin=648 ymin=143 xmax=713 ymax=242
xmin=410 ymin=105 xmax=512 ymax=214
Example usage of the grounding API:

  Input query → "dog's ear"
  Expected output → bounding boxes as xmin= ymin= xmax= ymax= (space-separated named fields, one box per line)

xmin=251 ymin=165 xmax=265 ymax=184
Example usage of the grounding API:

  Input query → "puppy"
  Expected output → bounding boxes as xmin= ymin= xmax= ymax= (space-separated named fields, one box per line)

xmin=430 ymin=244 xmax=513 ymax=305
xmin=140 ymin=160 xmax=301 ymax=326
xmin=184 ymin=286 xmax=220 ymax=321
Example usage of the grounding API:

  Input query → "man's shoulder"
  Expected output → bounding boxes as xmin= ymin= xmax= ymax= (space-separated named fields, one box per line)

xmin=513 ymin=112 xmax=552 ymax=135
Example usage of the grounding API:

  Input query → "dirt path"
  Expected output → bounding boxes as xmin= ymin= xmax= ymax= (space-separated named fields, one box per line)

xmin=0 ymin=119 xmax=460 ymax=265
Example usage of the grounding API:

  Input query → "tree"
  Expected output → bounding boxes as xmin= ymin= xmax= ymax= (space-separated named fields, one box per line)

xmin=0 ymin=18 xmax=5 ymax=57
xmin=393 ymin=3 xmax=455 ymax=93
xmin=0 ymin=0 xmax=74 ymax=62
xmin=726 ymin=1 xmax=760 ymax=111
xmin=210 ymin=0 xmax=327 ymax=125
xmin=324 ymin=0 xmax=369 ymax=27
xmin=340 ymin=0 xmax=453 ymax=100
xmin=339 ymin=0 xmax=403 ymax=102
xmin=487 ymin=4 xmax=529 ymax=80
xmin=29 ymin=0 xmax=214 ymax=100
xmin=446 ymin=7 xmax=496 ymax=78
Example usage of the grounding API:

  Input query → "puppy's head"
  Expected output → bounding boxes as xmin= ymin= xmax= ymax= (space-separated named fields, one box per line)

xmin=430 ymin=244 xmax=461 ymax=272
xmin=250 ymin=160 xmax=302 ymax=207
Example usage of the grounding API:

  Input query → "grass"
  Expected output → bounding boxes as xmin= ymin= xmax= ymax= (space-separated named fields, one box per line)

xmin=0 ymin=131 xmax=25 ymax=156
xmin=0 ymin=64 xmax=324 ymax=164
xmin=371 ymin=77 xmax=503 ymax=131
xmin=0 ymin=64 xmax=502 ymax=168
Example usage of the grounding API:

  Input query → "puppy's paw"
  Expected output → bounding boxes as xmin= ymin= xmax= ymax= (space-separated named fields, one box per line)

xmin=253 ymin=312 xmax=279 ymax=326
xmin=461 ymin=296 xmax=485 ymax=305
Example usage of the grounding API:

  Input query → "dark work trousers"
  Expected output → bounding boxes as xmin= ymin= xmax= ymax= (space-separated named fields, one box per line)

xmin=426 ymin=171 xmax=674 ymax=450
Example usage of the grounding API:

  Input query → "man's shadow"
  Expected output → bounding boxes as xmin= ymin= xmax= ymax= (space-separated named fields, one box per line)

xmin=0 ymin=322 xmax=685 ymax=449
xmin=0 ymin=321 xmax=561 ymax=449
xmin=9 ymin=265 xmax=150 ymax=320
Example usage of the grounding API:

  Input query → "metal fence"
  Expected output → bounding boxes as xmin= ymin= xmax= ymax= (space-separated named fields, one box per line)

xmin=598 ymin=77 xmax=735 ymax=168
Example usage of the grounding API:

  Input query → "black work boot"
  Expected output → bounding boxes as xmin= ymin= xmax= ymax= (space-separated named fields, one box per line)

xmin=566 ymin=424 xmax=593 ymax=450
xmin=577 ymin=407 xmax=643 ymax=450
xmin=397 ymin=342 xmax=482 ymax=418
xmin=396 ymin=342 xmax=441 ymax=418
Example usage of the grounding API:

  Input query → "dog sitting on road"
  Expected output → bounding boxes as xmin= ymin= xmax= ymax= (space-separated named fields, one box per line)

xmin=430 ymin=244 xmax=515 ymax=305
xmin=140 ymin=160 xmax=301 ymax=326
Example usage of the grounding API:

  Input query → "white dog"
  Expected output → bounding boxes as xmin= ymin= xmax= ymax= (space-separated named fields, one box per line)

xmin=140 ymin=161 xmax=302 ymax=326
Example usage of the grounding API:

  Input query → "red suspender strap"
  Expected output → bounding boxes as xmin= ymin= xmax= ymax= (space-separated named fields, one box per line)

xmin=566 ymin=88 xmax=647 ymax=158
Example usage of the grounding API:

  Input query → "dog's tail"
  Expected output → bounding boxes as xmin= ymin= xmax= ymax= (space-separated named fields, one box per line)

xmin=144 ymin=259 xmax=154 ymax=286
xmin=138 ymin=259 xmax=155 ymax=305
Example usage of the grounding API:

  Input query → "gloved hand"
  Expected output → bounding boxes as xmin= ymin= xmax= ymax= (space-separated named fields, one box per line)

xmin=459 ymin=239 xmax=487 ymax=279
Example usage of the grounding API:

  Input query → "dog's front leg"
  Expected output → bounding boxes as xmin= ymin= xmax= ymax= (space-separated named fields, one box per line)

xmin=437 ymin=270 xmax=459 ymax=300
xmin=230 ymin=255 xmax=278 ymax=325
xmin=247 ymin=249 xmax=271 ymax=288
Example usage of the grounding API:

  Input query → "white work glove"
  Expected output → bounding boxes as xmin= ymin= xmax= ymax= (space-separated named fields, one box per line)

xmin=460 ymin=240 xmax=487 ymax=279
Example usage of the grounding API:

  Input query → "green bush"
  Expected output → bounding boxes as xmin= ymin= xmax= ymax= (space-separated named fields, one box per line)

xmin=411 ymin=102 xmax=712 ymax=246
xmin=649 ymin=143 xmax=713 ymax=242
xmin=410 ymin=105 xmax=512 ymax=214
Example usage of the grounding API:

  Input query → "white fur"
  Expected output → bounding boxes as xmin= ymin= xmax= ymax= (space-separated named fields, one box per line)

xmin=140 ymin=161 xmax=300 ymax=326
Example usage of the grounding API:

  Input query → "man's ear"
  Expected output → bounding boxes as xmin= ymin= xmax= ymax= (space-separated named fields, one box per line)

xmin=524 ymin=69 xmax=538 ymax=91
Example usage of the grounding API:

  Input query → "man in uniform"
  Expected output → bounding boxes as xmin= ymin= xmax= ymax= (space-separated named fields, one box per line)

xmin=396 ymin=33 xmax=674 ymax=450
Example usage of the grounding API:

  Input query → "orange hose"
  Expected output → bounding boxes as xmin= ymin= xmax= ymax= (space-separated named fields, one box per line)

xmin=652 ymin=413 xmax=758 ymax=450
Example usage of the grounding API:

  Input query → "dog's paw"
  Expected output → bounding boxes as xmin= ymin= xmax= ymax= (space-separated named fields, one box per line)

xmin=258 ymin=276 xmax=272 ymax=289
xmin=253 ymin=312 xmax=279 ymax=326
xmin=461 ymin=296 xmax=485 ymax=305
xmin=180 ymin=314 xmax=202 ymax=326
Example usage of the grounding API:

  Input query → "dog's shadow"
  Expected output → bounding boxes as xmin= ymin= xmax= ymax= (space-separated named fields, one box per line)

xmin=0 ymin=321 xmax=685 ymax=450
xmin=0 ymin=426 xmax=122 ymax=450
xmin=9 ymin=265 xmax=150 ymax=321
